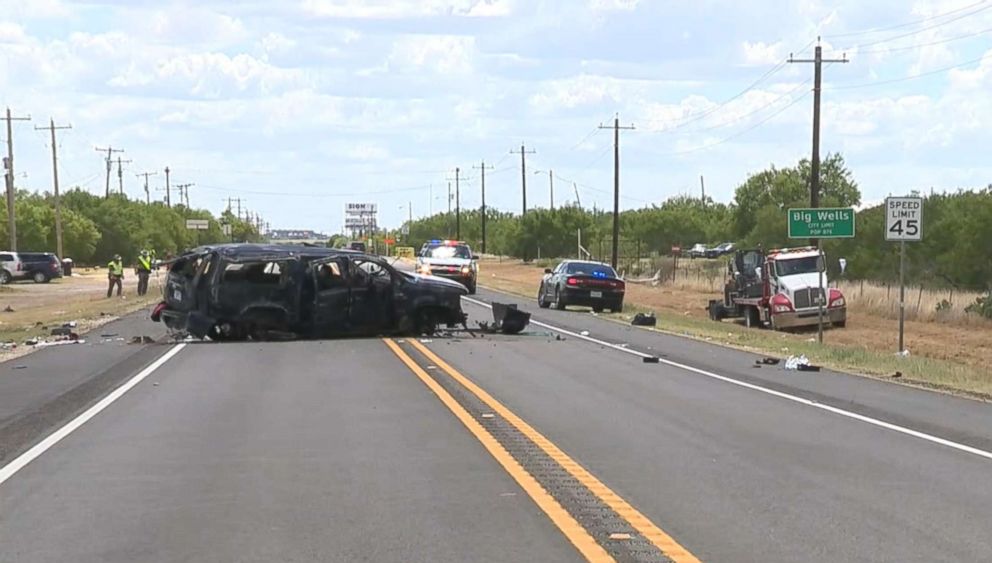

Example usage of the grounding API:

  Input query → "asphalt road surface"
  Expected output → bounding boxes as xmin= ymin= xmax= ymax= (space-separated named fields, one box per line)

xmin=1 ymin=286 xmax=991 ymax=562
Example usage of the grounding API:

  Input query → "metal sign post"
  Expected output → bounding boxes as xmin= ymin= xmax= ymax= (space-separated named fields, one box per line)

xmin=885 ymin=196 xmax=923 ymax=354
xmin=817 ymin=240 xmax=825 ymax=344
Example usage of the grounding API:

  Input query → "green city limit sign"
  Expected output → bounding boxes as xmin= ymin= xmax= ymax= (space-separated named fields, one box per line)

xmin=787 ymin=207 xmax=856 ymax=239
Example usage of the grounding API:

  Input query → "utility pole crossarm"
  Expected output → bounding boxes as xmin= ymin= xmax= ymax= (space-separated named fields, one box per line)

xmin=136 ymin=171 xmax=158 ymax=204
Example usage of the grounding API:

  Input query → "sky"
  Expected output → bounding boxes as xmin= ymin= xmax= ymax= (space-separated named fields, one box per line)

xmin=1 ymin=0 xmax=990 ymax=234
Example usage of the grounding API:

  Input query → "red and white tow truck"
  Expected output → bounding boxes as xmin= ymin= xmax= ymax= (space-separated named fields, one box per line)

xmin=707 ymin=247 xmax=847 ymax=330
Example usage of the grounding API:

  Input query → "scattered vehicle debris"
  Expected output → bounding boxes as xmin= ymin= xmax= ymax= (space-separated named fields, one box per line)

xmin=491 ymin=302 xmax=531 ymax=335
xmin=892 ymin=371 xmax=903 ymax=378
xmin=152 ymin=244 xmax=470 ymax=340
xmin=580 ymin=330 xmax=590 ymax=336
xmin=784 ymin=355 xmax=821 ymax=371
xmin=130 ymin=336 xmax=156 ymax=344
xmin=756 ymin=357 xmax=781 ymax=365
xmin=3 ymin=305 xmax=14 ymax=313
xmin=51 ymin=327 xmax=73 ymax=337
xmin=643 ymin=356 xmax=660 ymax=364
xmin=631 ymin=312 xmax=657 ymax=327
xmin=100 ymin=333 xmax=119 ymax=338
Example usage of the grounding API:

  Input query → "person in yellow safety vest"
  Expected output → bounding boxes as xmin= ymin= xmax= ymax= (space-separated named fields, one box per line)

xmin=136 ymin=250 xmax=153 ymax=296
xmin=107 ymin=254 xmax=124 ymax=298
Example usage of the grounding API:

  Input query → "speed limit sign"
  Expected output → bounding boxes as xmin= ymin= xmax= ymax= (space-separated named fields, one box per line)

xmin=885 ymin=197 xmax=923 ymax=242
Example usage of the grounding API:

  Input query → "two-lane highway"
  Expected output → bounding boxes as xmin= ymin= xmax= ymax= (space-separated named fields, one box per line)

xmin=1 ymin=287 xmax=991 ymax=562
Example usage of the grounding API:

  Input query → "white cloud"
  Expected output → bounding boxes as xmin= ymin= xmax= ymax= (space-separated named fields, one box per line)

xmin=588 ymin=0 xmax=640 ymax=11
xmin=529 ymin=74 xmax=644 ymax=112
xmin=0 ymin=0 xmax=71 ymax=19
xmin=742 ymin=40 xmax=784 ymax=66
xmin=388 ymin=35 xmax=476 ymax=74
xmin=302 ymin=0 xmax=512 ymax=18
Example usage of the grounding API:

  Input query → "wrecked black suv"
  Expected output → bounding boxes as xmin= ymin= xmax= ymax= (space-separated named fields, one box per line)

xmin=151 ymin=244 xmax=468 ymax=340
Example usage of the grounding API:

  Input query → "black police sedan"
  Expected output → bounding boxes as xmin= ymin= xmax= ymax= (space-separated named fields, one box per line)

xmin=537 ymin=260 xmax=625 ymax=313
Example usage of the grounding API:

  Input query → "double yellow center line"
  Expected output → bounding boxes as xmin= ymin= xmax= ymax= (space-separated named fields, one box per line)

xmin=384 ymin=337 xmax=701 ymax=563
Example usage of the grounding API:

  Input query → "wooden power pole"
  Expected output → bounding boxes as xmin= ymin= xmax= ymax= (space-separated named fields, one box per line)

xmin=36 ymin=119 xmax=71 ymax=259
xmin=4 ymin=108 xmax=31 ymax=251
xmin=599 ymin=115 xmax=635 ymax=269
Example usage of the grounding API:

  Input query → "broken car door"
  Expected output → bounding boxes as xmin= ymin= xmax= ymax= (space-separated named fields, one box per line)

xmin=309 ymin=257 xmax=351 ymax=335
xmin=347 ymin=258 xmax=395 ymax=332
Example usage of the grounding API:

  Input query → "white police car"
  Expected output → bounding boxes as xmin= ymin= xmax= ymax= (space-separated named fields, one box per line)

xmin=416 ymin=240 xmax=477 ymax=294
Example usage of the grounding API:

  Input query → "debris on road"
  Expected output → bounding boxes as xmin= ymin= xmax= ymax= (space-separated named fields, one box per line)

xmin=892 ymin=371 xmax=903 ymax=378
xmin=784 ymin=355 xmax=810 ymax=370
xmin=3 ymin=305 xmax=14 ymax=313
xmin=130 ymin=336 xmax=156 ymax=344
xmin=418 ymin=338 xmax=434 ymax=343
xmin=784 ymin=355 xmax=821 ymax=371
xmin=50 ymin=327 xmax=73 ymax=337
xmin=100 ymin=333 xmax=119 ymax=338
xmin=34 ymin=339 xmax=85 ymax=348
xmin=13 ymin=365 xmax=26 ymax=369
xmin=756 ymin=357 xmax=781 ymax=365
xmin=631 ymin=312 xmax=657 ymax=327
xmin=580 ymin=330 xmax=590 ymax=336
xmin=643 ymin=356 xmax=660 ymax=364
xmin=491 ymin=302 xmax=531 ymax=335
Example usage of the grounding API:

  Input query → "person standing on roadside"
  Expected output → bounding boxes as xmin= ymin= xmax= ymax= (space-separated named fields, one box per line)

xmin=135 ymin=250 xmax=152 ymax=296
xmin=107 ymin=254 xmax=124 ymax=298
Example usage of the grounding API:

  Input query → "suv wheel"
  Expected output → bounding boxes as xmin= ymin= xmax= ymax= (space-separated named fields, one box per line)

xmin=32 ymin=272 xmax=48 ymax=284
xmin=537 ymin=284 xmax=550 ymax=308
xmin=0 ymin=270 xmax=11 ymax=284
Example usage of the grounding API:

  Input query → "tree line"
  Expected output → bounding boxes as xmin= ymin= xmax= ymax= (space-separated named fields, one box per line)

xmin=400 ymin=154 xmax=992 ymax=292
xmin=0 ymin=188 xmax=262 ymax=264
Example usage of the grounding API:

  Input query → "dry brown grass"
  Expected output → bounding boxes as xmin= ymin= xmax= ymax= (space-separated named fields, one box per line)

xmin=0 ymin=269 xmax=159 ymax=359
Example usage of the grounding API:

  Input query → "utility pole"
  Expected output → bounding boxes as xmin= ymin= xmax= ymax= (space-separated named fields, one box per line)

xmin=700 ymin=175 xmax=706 ymax=203
xmin=4 ymin=108 xmax=31 ymax=251
xmin=455 ymin=167 xmax=460 ymax=240
xmin=599 ymin=115 xmax=635 ymax=269
xmin=95 ymin=146 xmax=124 ymax=198
xmin=164 ymin=166 xmax=172 ymax=207
xmin=35 ymin=118 xmax=71 ymax=260
xmin=116 ymin=156 xmax=132 ymax=196
xmin=473 ymin=160 xmax=494 ymax=254
xmin=573 ymin=182 xmax=581 ymax=208
xmin=549 ymin=169 xmax=554 ymax=211
xmin=447 ymin=182 xmax=452 ymax=213
xmin=789 ymin=39 xmax=848 ymax=246
xmin=510 ymin=143 xmax=536 ymax=215
xmin=174 ymin=183 xmax=194 ymax=208
xmin=136 ymin=171 xmax=157 ymax=204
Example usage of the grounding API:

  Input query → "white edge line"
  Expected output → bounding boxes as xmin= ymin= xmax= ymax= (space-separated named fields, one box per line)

xmin=463 ymin=296 xmax=992 ymax=462
xmin=0 ymin=343 xmax=188 ymax=487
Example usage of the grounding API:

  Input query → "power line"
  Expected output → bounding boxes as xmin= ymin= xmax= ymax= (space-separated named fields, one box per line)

xmin=827 ymin=0 xmax=990 ymax=39
xmin=829 ymin=52 xmax=989 ymax=89
xmin=843 ymin=2 xmax=992 ymax=50
xmin=197 ymin=182 xmax=434 ymax=197
xmin=857 ymin=25 xmax=992 ymax=54
xmin=661 ymin=91 xmax=811 ymax=157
